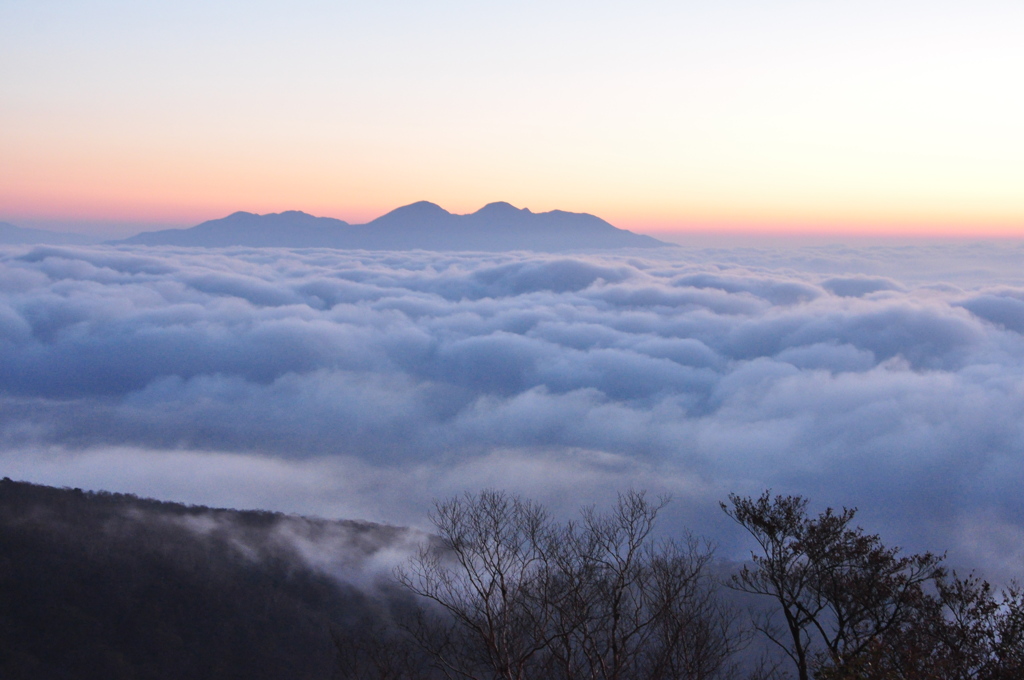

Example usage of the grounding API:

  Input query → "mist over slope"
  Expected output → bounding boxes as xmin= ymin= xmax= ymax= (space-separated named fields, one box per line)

xmin=1 ymin=241 xmax=1023 ymax=582
xmin=0 ymin=477 xmax=420 ymax=680
xmin=114 ymin=201 xmax=668 ymax=250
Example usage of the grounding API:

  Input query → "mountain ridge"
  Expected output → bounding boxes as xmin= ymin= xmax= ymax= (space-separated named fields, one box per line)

xmin=114 ymin=202 xmax=670 ymax=251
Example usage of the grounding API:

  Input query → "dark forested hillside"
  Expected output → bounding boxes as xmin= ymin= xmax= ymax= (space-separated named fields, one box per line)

xmin=0 ymin=478 xmax=413 ymax=680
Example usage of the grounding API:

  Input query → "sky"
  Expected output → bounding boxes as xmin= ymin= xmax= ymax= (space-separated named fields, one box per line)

xmin=3 ymin=241 xmax=1024 ymax=584
xmin=2 ymin=0 xmax=1023 ymax=237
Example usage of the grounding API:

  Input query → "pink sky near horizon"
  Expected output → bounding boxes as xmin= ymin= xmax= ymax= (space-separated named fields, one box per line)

xmin=3 ymin=1 xmax=1022 ymax=240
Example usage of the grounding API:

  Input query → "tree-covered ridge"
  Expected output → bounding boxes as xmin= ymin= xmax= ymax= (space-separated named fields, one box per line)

xmin=0 ymin=478 xmax=411 ymax=680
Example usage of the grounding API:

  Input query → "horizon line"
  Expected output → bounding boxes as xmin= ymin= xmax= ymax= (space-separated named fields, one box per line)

xmin=4 ymin=202 xmax=1024 ymax=242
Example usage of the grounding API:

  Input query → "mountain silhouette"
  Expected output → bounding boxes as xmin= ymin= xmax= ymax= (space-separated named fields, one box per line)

xmin=115 ymin=202 xmax=669 ymax=251
xmin=117 ymin=210 xmax=352 ymax=248
xmin=0 ymin=222 xmax=101 ymax=245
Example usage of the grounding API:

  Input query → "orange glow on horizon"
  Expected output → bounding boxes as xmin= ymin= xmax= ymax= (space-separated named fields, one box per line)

xmin=5 ymin=191 xmax=1023 ymax=241
xmin=619 ymin=214 xmax=1024 ymax=239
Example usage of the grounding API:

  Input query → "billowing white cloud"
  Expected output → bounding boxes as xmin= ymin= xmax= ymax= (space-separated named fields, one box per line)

xmin=1 ymin=242 xmax=1023 ymax=582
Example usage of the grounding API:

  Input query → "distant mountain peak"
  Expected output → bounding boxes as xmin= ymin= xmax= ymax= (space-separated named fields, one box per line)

xmin=223 ymin=210 xmax=320 ymax=222
xmin=385 ymin=201 xmax=449 ymax=216
xmin=476 ymin=201 xmax=530 ymax=215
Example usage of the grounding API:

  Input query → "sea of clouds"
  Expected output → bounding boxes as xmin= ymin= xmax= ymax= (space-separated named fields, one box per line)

xmin=2 ymin=241 xmax=1023 ymax=581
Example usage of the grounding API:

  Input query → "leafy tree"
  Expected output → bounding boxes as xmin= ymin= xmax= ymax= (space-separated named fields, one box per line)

xmin=722 ymin=492 xmax=944 ymax=680
xmin=845 ymin=572 xmax=1024 ymax=680
xmin=722 ymin=491 xmax=1024 ymax=680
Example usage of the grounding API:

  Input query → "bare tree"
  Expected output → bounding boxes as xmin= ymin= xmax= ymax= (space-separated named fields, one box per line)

xmin=542 ymin=491 xmax=671 ymax=680
xmin=397 ymin=489 xmax=744 ymax=680
xmin=543 ymin=492 xmax=744 ymax=680
xmin=395 ymin=490 xmax=554 ymax=680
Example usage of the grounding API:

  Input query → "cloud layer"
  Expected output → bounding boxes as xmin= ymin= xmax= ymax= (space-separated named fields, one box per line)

xmin=2 ymin=242 xmax=1024 ymax=581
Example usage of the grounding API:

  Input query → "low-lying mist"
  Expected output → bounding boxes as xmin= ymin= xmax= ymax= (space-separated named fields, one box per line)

xmin=1 ymin=240 xmax=1023 ymax=582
